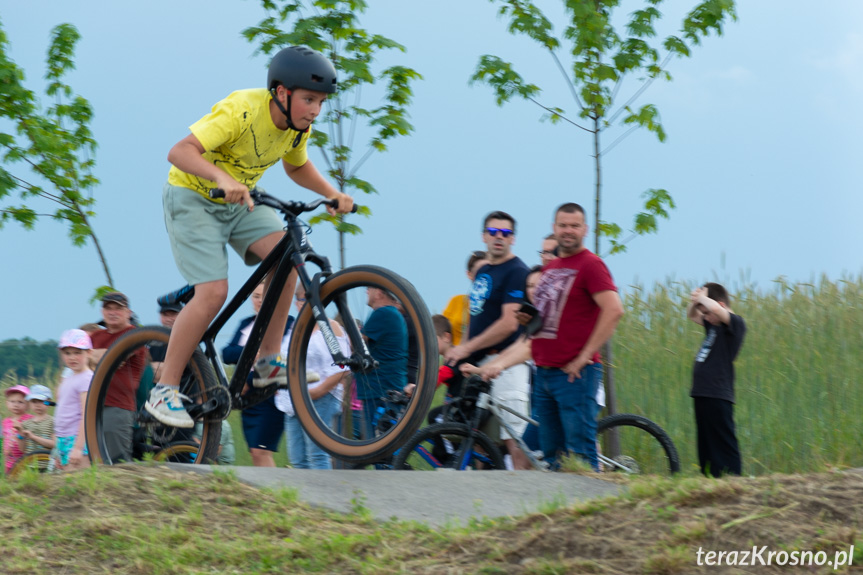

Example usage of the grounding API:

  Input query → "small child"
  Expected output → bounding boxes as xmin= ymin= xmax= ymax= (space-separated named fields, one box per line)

xmin=16 ymin=385 xmax=56 ymax=455
xmin=687 ymin=282 xmax=747 ymax=477
xmin=427 ymin=315 xmax=467 ymax=429
xmin=432 ymin=314 xmax=464 ymax=400
xmin=3 ymin=385 xmax=33 ymax=473
xmin=52 ymin=329 xmax=94 ymax=470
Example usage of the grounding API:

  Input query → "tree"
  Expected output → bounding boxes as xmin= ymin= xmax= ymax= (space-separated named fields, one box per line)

xmin=0 ymin=20 xmax=114 ymax=289
xmin=0 ymin=338 xmax=60 ymax=381
xmin=471 ymin=0 xmax=737 ymax=421
xmin=471 ymin=0 xmax=736 ymax=255
xmin=243 ymin=0 xmax=422 ymax=268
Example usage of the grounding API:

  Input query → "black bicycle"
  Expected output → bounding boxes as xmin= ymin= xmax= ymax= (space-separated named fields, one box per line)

xmin=84 ymin=190 xmax=438 ymax=466
xmin=394 ymin=375 xmax=680 ymax=475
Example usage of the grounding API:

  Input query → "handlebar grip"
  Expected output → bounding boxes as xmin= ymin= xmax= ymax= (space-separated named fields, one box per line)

xmin=209 ymin=189 xmax=226 ymax=199
xmin=332 ymin=199 xmax=359 ymax=214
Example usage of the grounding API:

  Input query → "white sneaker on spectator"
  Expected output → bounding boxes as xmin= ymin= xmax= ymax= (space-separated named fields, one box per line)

xmin=253 ymin=354 xmax=288 ymax=388
xmin=253 ymin=354 xmax=320 ymax=387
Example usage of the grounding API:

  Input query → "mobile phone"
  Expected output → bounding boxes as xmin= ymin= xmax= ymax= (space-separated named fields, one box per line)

xmin=518 ymin=302 xmax=539 ymax=317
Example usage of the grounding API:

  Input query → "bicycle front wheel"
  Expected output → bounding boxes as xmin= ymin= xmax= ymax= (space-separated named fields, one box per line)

xmin=596 ymin=413 xmax=680 ymax=475
xmin=391 ymin=422 xmax=506 ymax=470
xmin=288 ymin=266 xmax=438 ymax=464
xmin=85 ymin=326 xmax=224 ymax=465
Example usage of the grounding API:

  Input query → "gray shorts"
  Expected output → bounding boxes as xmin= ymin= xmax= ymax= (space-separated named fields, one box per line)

xmin=162 ymin=183 xmax=285 ymax=285
xmin=102 ymin=406 xmax=134 ymax=462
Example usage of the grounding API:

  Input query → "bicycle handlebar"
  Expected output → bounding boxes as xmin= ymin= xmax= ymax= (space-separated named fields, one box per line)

xmin=208 ymin=188 xmax=359 ymax=215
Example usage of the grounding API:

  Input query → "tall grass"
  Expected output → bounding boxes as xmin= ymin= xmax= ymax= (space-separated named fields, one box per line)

xmin=612 ymin=274 xmax=863 ymax=475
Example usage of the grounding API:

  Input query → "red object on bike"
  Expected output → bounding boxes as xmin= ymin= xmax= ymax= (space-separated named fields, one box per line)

xmin=437 ymin=365 xmax=454 ymax=387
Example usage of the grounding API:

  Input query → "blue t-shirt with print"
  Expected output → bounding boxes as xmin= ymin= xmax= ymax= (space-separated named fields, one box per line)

xmin=357 ymin=305 xmax=408 ymax=400
xmin=468 ymin=256 xmax=529 ymax=354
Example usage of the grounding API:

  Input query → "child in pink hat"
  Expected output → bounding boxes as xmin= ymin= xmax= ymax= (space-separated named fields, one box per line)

xmin=53 ymin=329 xmax=94 ymax=470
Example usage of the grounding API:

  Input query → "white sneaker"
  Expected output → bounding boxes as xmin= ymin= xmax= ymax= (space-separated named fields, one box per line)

xmin=145 ymin=385 xmax=194 ymax=428
xmin=252 ymin=354 xmax=288 ymax=388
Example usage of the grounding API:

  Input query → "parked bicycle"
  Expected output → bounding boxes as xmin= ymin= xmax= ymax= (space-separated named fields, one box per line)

xmin=7 ymin=438 xmax=201 ymax=477
xmin=393 ymin=375 xmax=681 ymax=475
xmin=85 ymin=190 xmax=438 ymax=467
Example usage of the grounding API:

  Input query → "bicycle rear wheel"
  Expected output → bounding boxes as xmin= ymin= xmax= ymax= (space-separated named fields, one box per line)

xmin=8 ymin=450 xmax=54 ymax=477
xmin=85 ymin=326 xmax=224 ymax=465
xmin=391 ymin=422 xmax=506 ymax=470
xmin=288 ymin=265 xmax=437 ymax=464
xmin=596 ymin=413 xmax=680 ymax=475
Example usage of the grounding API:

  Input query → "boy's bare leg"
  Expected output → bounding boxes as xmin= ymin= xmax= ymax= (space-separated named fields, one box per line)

xmin=146 ymin=280 xmax=228 ymax=427
xmin=158 ymin=280 xmax=229 ymax=386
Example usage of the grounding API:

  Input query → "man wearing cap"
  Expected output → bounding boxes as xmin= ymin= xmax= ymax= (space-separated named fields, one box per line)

xmin=90 ymin=291 xmax=146 ymax=461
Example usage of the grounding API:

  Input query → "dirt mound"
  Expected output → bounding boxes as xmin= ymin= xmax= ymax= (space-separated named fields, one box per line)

xmin=413 ymin=471 xmax=863 ymax=574
xmin=1 ymin=465 xmax=861 ymax=574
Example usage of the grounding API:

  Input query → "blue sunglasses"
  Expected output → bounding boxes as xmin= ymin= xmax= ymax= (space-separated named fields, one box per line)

xmin=485 ymin=227 xmax=514 ymax=238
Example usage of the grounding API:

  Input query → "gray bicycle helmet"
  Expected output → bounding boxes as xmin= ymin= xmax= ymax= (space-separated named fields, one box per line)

xmin=267 ymin=46 xmax=337 ymax=94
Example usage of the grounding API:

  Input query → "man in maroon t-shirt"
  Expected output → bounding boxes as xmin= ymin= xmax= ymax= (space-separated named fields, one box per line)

xmin=476 ymin=203 xmax=623 ymax=470
xmin=90 ymin=292 xmax=146 ymax=462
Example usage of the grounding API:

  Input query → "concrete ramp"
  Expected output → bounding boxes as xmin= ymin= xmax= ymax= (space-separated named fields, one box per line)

xmin=170 ymin=465 xmax=622 ymax=526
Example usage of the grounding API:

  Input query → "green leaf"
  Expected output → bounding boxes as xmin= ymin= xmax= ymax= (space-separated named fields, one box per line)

xmin=634 ymin=188 xmax=675 ymax=234
xmin=598 ymin=221 xmax=622 ymax=239
xmin=471 ymin=55 xmax=541 ymax=105
xmin=622 ymin=104 xmax=666 ymax=142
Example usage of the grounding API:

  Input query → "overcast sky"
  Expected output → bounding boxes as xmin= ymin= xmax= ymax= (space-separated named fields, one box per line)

xmin=3 ymin=0 xmax=862 ymax=345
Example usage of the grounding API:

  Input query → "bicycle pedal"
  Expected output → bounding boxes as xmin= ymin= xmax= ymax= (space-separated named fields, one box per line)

xmin=138 ymin=411 xmax=157 ymax=424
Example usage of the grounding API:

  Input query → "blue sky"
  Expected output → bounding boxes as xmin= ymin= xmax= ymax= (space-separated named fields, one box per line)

xmin=3 ymin=0 xmax=862 ymax=345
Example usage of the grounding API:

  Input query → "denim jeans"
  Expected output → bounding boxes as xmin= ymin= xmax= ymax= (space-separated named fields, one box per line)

xmin=533 ymin=364 xmax=602 ymax=471
xmin=284 ymin=393 xmax=340 ymax=469
xmin=359 ymin=396 xmax=391 ymax=440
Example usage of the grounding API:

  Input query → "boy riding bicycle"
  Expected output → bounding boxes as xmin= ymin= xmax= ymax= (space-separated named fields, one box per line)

xmin=146 ymin=46 xmax=354 ymax=427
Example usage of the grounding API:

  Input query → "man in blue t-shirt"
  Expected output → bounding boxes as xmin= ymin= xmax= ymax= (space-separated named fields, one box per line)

xmin=446 ymin=210 xmax=532 ymax=469
xmin=357 ymin=286 xmax=408 ymax=439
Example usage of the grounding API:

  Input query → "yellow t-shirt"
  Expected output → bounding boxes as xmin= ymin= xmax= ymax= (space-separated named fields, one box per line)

xmin=442 ymin=294 xmax=469 ymax=346
xmin=168 ymin=88 xmax=310 ymax=201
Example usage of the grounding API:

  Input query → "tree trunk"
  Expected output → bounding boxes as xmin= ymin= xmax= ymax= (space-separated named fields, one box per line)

xmin=78 ymin=206 xmax=114 ymax=288
xmin=593 ymin=115 xmax=620 ymax=457
xmin=338 ymin=228 xmax=346 ymax=270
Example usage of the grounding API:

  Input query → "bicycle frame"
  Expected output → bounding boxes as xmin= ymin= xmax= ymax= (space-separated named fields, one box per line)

xmin=195 ymin=194 xmax=375 ymax=411
xmin=479 ymin=391 xmax=640 ymax=473
xmin=474 ymin=390 xmax=548 ymax=471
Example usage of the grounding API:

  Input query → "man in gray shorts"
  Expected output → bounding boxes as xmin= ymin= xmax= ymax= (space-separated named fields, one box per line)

xmin=145 ymin=46 xmax=354 ymax=427
xmin=90 ymin=292 xmax=146 ymax=462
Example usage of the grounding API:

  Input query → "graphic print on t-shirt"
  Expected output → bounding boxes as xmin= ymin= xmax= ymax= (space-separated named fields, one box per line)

xmin=469 ymin=273 xmax=492 ymax=316
xmin=695 ymin=326 xmax=717 ymax=363
xmin=534 ymin=268 xmax=578 ymax=338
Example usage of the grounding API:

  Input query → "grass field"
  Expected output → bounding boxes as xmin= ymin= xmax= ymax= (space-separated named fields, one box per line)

xmin=0 ymin=463 xmax=860 ymax=574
